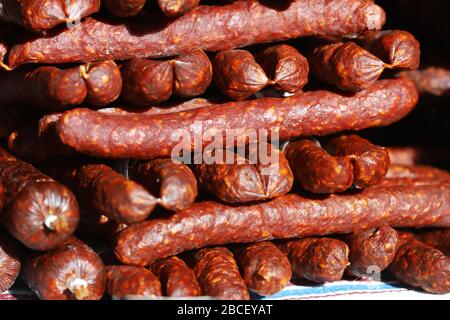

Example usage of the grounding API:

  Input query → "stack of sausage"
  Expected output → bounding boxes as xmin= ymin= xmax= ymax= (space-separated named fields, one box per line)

xmin=0 ymin=0 xmax=448 ymax=300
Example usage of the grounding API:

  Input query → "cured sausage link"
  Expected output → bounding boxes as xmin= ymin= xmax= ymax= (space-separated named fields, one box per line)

xmin=7 ymin=0 xmax=385 ymax=67
xmin=0 ymin=0 xmax=100 ymax=32
xmin=114 ymin=181 xmax=450 ymax=266
xmin=0 ymin=147 xmax=79 ymax=251
xmin=24 ymin=238 xmax=106 ymax=300
xmin=57 ymin=78 xmax=418 ymax=159
xmin=190 ymin=247 xmax=250 ymax=300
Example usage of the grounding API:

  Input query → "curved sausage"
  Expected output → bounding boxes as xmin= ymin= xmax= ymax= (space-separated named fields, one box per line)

xmin=213 ymin=49 xmax=269 ymax=100
xmin=0 ymin=148 xmax=79 ymax=251
xmin=327 ymin=134 xmax=390 ymax=188
xmin=56 ymin=78 xmax=418 ymax=159
xmin=81 ymin=60 xmax=123 ymax=106
xmin=7 ymin=0 xmax=385 ymax=67
xmin=0 ymin=0 xmax=100 ymax=32
xmin=114 ymin=182 xmax=450 ymax=266
xmin=232 ymin=241 xmax=292 ymax=296
xmin=45 ymin=162 xmax=157 ymax=224
xmin=385 ymin=165 xmax=450 ymax=183
xmin=358 ymin=30 xmax=420 ymax=69
xmin=309 ymin=41 xmax=389 ymax=91
xmin=190 ymin=247 xmax=249 ymax=300
xmin=0 ymin=231 xmax=21 ymax=293
xmin=389 ymin=237 xmax=450 ymax=294
xmin=158 ymin=0 xmax=200 ymax=17
xmin=416 ymin=229 xmax=450 ymax=256
xmin=284 ymin=139 xmax=353 ymax=193
xmin=387 ymin=146 xmax=450 ymax=167
xmin=130 ymin=159 xmax=197 ymax=212
xmin=103 ymin=0 xmax=146 ymax=18
xmin=106 ymin=265 xmax=162 ymax=299
xmin=278 ymin=238 xmax=349 ymax=283
xmin=24 ymin=238 xmax=106 ymax=300
xmin=343 ymin=227 xmax=399 ymax=278
xmin=255 ymin=44 xmax=309 ymax=93
xmin=152 ymin=256 xmax=201 ymax=297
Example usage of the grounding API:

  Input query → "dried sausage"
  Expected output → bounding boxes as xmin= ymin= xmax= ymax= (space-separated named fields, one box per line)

xmin=172 ymin=49 xmax=212 ymax=98
xmin=389 ymin=237 xmax=450 ymax=294
xmin=0 ymin=0 xmax=100 ymax=32
xmin=130 ymin=159 xmax=197 ymax=211
xmin=106 ymin=265 xmax=162 ymax=299
xmin=309 ymin=41 xmax=390 ymax=91
xmin=7 ymin=0 xmax=385 ymax=67
xmin=8 ymin=118 xmax=78 ymax=163
xmin=385 ymin=164 xmax=450 ymax=183
xmin=399 ymin=67 xmax=450 ymax=96
xmin=278 ymin=237 xmax=349 ymax=283
xmin=0 ymin=60 xmax=121 ymax=110
xmin=416 ymin=229 xmax=450 ymax=256
xmin=232 ymin=241 xmax=291 ymax=296
xmin=193 ymin=145 xmax=293 ymax=203
xmin=81 ymin=60 xmax=123 ymax=107
xmin=121 ymin=59 xmax=173 ymax=106
xmin=255 ymin=44 xmax=309 ymax=94
xmin=284 ymin=139 xmax=353 ymax=193
xmin=0 ymin=65 xmax=87 ymax=110
xmin=190 ymin=247 xmax=249 ymax=300
xmin=57 ymin=78 xmax=418 ymax=159
xmin=0 ymin=147 xmax=79 ymax=251
xmin=342 ymin=227 xmax=399 ymax=278
xmin=104 ymin=0 xmax=146 ymax=18
xmin=213 ymin=49 xmax=269 ymax=100
xmin=45 ymin=162 xmax=157 ymax=224
xmin=24 ymin=237 xmax=106 ymax=300
xmin=114 ymin=182 xmax=449 ymax=266
xmin=152 ymin=256 xmax=201 ymax=297
xmin=158 ymin=0 xmax=200 ymax=17
xmin=387 ymin=146 xmax=450 ymax=167
xmin=327 ymin=134 xmax=390 ymax=188
xmin=0 ymin=230 xmax=21 ymax=293
xmin=358 ymin=30 xmax=420 ymax=69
